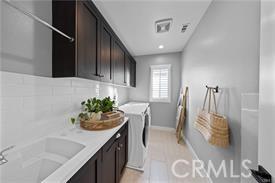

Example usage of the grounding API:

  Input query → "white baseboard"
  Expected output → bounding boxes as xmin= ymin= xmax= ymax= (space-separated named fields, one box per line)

xmin=184 ymin=137 xmax=213 ymax=183
xmin=150 ymin=125 xmax=176 ymax=132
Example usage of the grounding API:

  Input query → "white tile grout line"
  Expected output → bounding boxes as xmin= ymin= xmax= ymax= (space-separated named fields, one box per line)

xmin=184 ymin=136 xmax=213 ymax=183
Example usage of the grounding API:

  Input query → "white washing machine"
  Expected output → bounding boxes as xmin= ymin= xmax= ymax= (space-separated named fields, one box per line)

xmin=119 ymin=102 xmax=151 ymax=171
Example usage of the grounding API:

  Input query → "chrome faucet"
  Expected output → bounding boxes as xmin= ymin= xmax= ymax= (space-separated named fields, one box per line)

xmin=0 ymin=145 xmax=15 ymax=165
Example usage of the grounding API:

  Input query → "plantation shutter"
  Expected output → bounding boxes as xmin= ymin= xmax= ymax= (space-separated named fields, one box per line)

xmin=150 ymin=65 xmax=171 ymax=102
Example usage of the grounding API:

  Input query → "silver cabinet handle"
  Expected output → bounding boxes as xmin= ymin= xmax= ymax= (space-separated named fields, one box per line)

xmin=117 ymin=147 xmax=121 ymax=151
xmin=119 ymin=143 xmax=123 ymax=148
xmin=116 ymin=133 xmax=121 ymax=139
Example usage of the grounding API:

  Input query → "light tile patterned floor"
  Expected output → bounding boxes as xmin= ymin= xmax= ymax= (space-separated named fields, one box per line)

xmin=120 ymin=129 xmax=209 ymax=183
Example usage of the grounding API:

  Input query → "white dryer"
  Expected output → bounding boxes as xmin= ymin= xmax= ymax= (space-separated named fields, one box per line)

xmin=119 ymin=102 xmax=151 ymax=171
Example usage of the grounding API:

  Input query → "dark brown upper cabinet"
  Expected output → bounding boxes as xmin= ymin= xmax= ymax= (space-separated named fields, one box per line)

xmin=113 ymin=40 xmax=126 ymax=86
xmin=124 ymin=54 xmax=131 ymax=86
xmin=53 ymin=1 xmax=100 ymax=80
xmin=100 ymin=22 xmax=113 ymax=83
xmin=130 ymin=58 xmax=136 ymax=87
xmin=52 ymin=0 xmax=136 ymax=87
xmin=77 ymin=1 xmax=100 ymax=80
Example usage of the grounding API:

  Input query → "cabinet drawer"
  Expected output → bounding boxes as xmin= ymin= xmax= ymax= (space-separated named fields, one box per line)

xmin=102 ymin=121 xmax=128 ymax=152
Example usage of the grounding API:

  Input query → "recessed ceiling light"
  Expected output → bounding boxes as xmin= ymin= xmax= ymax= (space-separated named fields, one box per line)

xmin=158 ymin=45 xmax=164 ymax=49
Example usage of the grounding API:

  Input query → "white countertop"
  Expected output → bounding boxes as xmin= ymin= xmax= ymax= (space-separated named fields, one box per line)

xmin=42 ymin=118 xmax=128 ymax=183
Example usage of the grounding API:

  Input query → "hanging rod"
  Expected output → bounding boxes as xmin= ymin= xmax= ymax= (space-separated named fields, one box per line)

xmin=206 ymin=85 xmax=219 ymax=93
xmin=3 ymin=0 xmax=74 ymax=42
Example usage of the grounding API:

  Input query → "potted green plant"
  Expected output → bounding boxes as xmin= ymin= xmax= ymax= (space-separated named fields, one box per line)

xmin=71 ymin=97 xmax=115 ymax=124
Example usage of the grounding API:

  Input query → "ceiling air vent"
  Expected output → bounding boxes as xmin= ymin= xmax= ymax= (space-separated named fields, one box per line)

xmin=181 ymin=23 xmax=190 ymax=33
xmin=155 ymin=18 xmax=173 ymax=33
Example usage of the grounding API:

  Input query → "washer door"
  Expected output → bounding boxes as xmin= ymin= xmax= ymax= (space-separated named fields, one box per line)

xmin=142 ymin=113 xmax=149 ymax=148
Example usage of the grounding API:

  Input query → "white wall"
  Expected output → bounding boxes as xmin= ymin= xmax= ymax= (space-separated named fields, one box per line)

xmin=1 ymin=0 xmax=52 ymax=77
xmin=180 ymin=0 xmax=260 ymax=182
xmin=0 ymin=71 xmax=129 ymax=150
xmin=129 ymin=52 xmax=181 ymax=128
xmin=258 ymin=0 xmax=275 ymax=179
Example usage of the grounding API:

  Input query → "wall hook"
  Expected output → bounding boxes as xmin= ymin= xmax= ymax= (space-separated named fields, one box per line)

xmin=206 ymin=85 xmax=219 ymax=93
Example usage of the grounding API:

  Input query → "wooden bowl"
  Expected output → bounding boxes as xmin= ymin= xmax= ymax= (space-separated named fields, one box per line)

xmin=80 ymin=110 xmax=124 ymax=131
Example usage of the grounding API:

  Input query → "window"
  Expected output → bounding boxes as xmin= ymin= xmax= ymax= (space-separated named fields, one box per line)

xmin=150 ymin=64 xmax=171 ymax=103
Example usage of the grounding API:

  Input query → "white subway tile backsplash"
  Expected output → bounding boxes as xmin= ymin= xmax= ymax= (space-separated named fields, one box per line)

xmin=23 ymin=75 xmax=71 ymax=87
xmin=23 ymin=75 xmax=53 ymax=86
xmin=0 ymin=71 xmax=129 ymax=148
xmin=1 ymin=110 xmax=23 ymax=127
xmin=51 ymin=78 xmax=72 ymax=87
xmin=23 ymin=96 xmax=52 ymax=109
xmin=1 ymin=85 xmax=30 ymax=97
xmin=71 ymin=96 xmax=86 ymax=109
xmin=51 ymin=96 xmax=71 ymax=105
xmin=71 ymin=78 xmax=98 ymax=88
xmin=53 ymin=86 xmax=74 ymax=96
xmin=27 ymin=86 xmax=53 ymax=97
xmin=99 ymin=85 xmax=114 ymax=99
xmin=0 ymin=72 xmax=23 ymax=85
xmin=0 ymin=97 xmax=23 ymax=110
xmin=1 ymin=124 xmax=23 ymax=148
xmin=74 ymin=87 xmax=92 ymax=95
xmin=52 ymin=103 xmax=74 ymax=117
xmin=1 ymin=110 xmax=23 ymax=147
xmin=1 ymin=85 xmax=52 ymax=97
xmin=22 ymin=107 xmax=53 ymax=124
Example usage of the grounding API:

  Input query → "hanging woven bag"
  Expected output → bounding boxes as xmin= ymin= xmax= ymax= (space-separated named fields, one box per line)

xmin=194 ymin=88 xmax=230 ymax=148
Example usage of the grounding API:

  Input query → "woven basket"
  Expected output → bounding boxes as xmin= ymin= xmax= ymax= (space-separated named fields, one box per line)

xmin=80 ymin=110 xmax=125 ymax=131
xmin=194 ymin=88 xmax=230 ymax=148
xmin=195 ymin=110 xmax=229 ymax=148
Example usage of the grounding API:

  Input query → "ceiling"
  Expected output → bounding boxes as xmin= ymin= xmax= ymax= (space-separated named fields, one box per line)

xmin=94 ymin=0 xmax=212 ymax=56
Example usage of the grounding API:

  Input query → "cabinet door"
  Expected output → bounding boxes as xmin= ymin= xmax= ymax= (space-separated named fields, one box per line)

xmin=100 ymin=23 xmax=113 ymax=83
xmin=68 ymin=151 xmax=101 ymax=183
xmin=118 ymin=127 xmax=128 ymax=179
xmin=113 ymin=40 xmax=125 ymax=85
xmin=130 ymin=58 xmax=136 ymax=87
xmin=77 ymin=2 xmax=100 ymax=80
xmin=102 ymin=138 xmax=118 ymax=183
xmin=52 ymin=0 xmax=76 ymax=77
xmin=124 ymin=55 xmax=131 ymax=86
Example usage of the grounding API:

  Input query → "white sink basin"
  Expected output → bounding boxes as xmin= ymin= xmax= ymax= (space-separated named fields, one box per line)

xmin=0 ymin=137 xmax=85 ymax=183
xmin=44 ymin=137 xmax=85 ymax=160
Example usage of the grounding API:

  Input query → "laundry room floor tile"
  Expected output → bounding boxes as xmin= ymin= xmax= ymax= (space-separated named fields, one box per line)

xmin=120 ymin=129 xmax=210 ymax=183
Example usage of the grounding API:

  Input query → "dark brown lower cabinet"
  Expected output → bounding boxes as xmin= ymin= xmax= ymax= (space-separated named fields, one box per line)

xmin=67 ymin=121 xmax=128 ymax=183
xmin=68 ymin=150 xmax=102 ymax=183
xmin=117 ymin=128 xmax=128 ymax=180
xmin=101 ymin=136 xmax=118 ymax=183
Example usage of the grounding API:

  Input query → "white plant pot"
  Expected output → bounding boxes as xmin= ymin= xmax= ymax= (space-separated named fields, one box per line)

xmin=91 ymin=112 xmax=102 ymax=120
